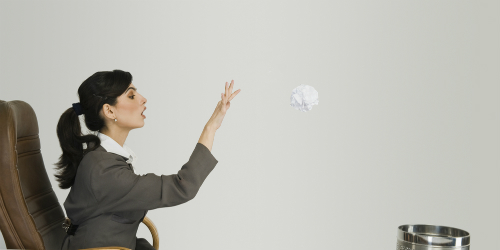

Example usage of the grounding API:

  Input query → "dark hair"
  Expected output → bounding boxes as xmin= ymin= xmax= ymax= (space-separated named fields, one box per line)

xmin=54 ymin=69 xmax=132 ymax=189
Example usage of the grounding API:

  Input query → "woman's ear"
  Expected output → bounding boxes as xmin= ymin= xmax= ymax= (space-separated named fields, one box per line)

xmin=102 ymin=104 xmax=115 ymax=120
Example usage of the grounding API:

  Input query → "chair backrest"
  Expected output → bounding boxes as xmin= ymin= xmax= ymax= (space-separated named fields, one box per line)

xmin=0 ymin=100 xmax=67 ymax=250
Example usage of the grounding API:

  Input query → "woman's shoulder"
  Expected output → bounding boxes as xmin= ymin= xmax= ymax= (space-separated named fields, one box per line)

xmin=76 ymin=146 xmax=130 ymax=182
xmin=80 ymin=145 xmax=128 ymax=168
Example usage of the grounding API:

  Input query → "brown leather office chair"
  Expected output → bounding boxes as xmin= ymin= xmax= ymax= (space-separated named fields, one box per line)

xmin=0 ymin=100 xmax=159 ymax=250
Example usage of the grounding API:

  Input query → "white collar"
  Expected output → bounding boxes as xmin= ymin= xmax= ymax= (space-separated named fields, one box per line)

xmin=97 ymin=132 xmax=138 ymax=169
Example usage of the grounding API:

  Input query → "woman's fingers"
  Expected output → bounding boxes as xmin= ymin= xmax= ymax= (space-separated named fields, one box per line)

xmin=221 ymin=80 xmax=240 ymax=104
xmin=225 ymin=82 xmax=229 ymax=103
xmin=221 ymin=93 xmax=226 ymax=105
xmin=228 ymin=80 xmax=234 ymax=97
xmin=228 ymin=89 xmax=240 ymax=102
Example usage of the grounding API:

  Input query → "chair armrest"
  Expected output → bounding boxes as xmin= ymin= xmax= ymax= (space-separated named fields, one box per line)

xmin=141 ymin=216 xmax=159 ymax=250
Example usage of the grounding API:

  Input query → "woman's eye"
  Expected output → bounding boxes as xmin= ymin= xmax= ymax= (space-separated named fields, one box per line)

xmin=129 ymin=95 xmax=135 ymax=99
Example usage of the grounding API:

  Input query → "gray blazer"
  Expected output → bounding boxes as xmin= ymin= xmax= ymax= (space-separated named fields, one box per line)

xmin=60 ymin=142 xmax=218 ymax=250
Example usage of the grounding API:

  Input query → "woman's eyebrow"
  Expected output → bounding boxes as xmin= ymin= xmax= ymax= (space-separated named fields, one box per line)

xmin=126 ymin=87 xmax=137 ymax=93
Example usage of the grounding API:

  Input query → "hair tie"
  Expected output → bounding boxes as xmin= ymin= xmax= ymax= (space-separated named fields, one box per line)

xmin=72 ymin=103 xmax=84 ymax=116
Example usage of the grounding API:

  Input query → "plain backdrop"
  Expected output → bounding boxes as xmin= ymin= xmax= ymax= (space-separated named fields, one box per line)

xmin=1 ymin=0 xmax=498 ymax=249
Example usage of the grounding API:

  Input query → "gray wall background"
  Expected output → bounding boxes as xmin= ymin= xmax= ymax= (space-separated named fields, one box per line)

xmin=1 ymin=0 xmax=498 ymax=249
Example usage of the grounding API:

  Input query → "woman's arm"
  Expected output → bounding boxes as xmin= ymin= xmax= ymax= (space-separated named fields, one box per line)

xmin=198 ymin=125 xmax=216 ymax=152
xmin=87 ymin=143 xmax=218 ymax=214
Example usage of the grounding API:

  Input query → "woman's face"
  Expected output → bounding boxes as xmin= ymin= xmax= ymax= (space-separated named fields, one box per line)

xmin=102 ymin=82 xmax=147 ymax=129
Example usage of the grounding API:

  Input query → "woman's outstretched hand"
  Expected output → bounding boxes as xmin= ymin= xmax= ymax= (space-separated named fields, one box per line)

xmin=206 ymin=80 xmax=241 ymax=131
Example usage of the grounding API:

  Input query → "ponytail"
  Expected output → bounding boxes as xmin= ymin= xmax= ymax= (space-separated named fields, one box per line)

xmin=54 ymin=107 xmax=100 ymax=189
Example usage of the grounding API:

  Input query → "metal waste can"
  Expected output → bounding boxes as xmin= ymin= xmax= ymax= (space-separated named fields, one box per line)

xmin=397 ymin=224 xmax=470 ymax=250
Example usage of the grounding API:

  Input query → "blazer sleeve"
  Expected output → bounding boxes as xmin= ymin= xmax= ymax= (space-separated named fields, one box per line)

xmin=89 ymin=143 xmax=218 ymax=213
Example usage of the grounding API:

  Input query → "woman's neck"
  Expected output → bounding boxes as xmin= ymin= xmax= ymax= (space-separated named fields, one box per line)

xmin=99 ymin=128 xmax=129 ymax=147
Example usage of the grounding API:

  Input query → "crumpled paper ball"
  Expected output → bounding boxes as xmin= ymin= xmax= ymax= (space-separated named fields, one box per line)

xmin=290 ymin=84 xmax=319 ymax=112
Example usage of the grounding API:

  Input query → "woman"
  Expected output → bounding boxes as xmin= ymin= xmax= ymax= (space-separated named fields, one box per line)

xmin=55 ymin=70 xmax=240 ymax=250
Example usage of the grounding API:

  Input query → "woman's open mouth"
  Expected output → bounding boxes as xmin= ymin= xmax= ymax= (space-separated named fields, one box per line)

xmin=141 ymin=107 xmax=146 ymax=118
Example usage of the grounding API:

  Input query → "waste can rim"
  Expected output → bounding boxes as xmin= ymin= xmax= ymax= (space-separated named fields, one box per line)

xmin=397 ymin=224 xmax=470 ymax=247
